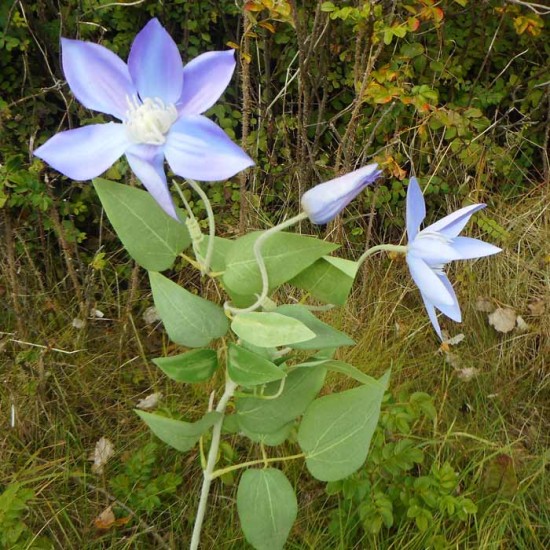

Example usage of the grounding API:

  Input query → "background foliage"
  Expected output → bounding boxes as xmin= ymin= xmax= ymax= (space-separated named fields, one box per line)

xmin=0 ymin=0 xmax=548 ymax=548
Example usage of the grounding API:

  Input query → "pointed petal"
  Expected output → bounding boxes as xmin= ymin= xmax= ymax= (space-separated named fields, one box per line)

xmin=406 ymin=177 xmax=426 ymax=240
xmin=435 ymin=274 xmax=462 ymax=322
xmin=406 ymin=254 xmax=454 ymax=307
xmin=426 ymin=203 xmax=485 ymax=238
xmin=178 ymin=50 xmax=236 ymax=115
xmin=164 ymin=115 xmax=254 ymax=181
xmin=34 ymin=123 xmax=129 ymax=180
xmin=300 ymin=164 xmax=382 ymax=225
xmin=128 ymin=18 xmax=183 ymax=103
xmin=61 ymin=38 xmax=136 ymax=119
xmin=125 ymin=144 xmax=179 ymax=220
xmin=451 ymin=237 xmax=502 ymax=260
xmin=419 ymin=291 xmax=443 ymax=339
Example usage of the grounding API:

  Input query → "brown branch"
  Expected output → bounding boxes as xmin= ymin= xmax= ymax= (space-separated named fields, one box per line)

xmin=239 ymin=19 xmax=252 ymax=233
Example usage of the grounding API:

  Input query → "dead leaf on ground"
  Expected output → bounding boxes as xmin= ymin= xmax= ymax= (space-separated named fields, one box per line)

xmin=456 ymin=367 xmax=479 ymax=382
xmin=528 ymin=298 xmax=545 ymax=316
xmin=90 ymin=437 xmax=115 ymax=475
xmin=482 ymin=454 xmax=517 ymax=498
xmin=90 ymin=308 xmax=105 ymax=318
xmin=444 ymin=351 xmax=463 ymax=369
xmin=516 ymin=315 xmax=529 ymax=332
xmin=476 ymin=296 xmax=495 ymax=313
xmin=136 ymin=392 xmax=162 ymax=410
xmin=488 ymin=307 xmax=516 ymax=333
xmin=94 ymin=505 xmax=131 ymax=530
xmin=142 ymin=306 xmax=160 ymax=325
xmin=72 ymin=318 xmax=85 ymax=329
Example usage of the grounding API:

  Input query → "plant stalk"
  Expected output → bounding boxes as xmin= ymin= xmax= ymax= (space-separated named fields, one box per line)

xmin=189 ymin=377 xmax=237 ymax=550
xmin=225 ymin=211 xmax=309 ymax=315
xmin=186 ymin=179 xmax=217 ymax=276
xmin=210 ymin=452 xmax=305 ymax=481
xmin=357 ymin=243 xmax=407 ymax=268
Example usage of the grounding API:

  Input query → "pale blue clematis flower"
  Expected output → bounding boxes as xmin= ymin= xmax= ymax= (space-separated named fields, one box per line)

xmin=34 ymin=18 xmax=253 ymax=219
xmin=301 ymin=163 xmax=382 ymax=224
xmin=406 ymin=176 xmax=501 ymax=338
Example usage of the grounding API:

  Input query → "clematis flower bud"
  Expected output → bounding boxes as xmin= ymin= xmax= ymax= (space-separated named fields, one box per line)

xmin=301 ymin=163 xmax=382 ymax=225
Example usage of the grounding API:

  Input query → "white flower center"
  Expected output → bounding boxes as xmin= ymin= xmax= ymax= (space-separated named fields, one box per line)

xmin=124 ymin=96 xmax=178 ymax=145
xmin=409 ymin=230 xmax=453 ymax=274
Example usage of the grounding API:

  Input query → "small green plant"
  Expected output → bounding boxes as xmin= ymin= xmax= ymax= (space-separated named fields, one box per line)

xmin=109 ymin=442 xmax=183 ymax=515
xmin=0 ymin=482 xmax=51 ymax=549
xmin=327 ymin=391 xmax=477 ymax=544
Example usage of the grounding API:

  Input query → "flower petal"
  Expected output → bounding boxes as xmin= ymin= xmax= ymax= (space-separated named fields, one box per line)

xmin=61 ymin=38 xmax=136 ymax=119
xmin=406 ymin=176 xmax=426 ymax=240
xmin=128 ymin=18 xmax=183 ymax=104
xmin=178 ymin=50 xmax=236 ymax=115
xmin=419 ymin=291 xmax=442 ymax=339
xmin=164 ymin=115 xmax=254 ymax=181
xmin=300 ymin=164 xmax=382 ymax=225
xmin=34 ymin=123 xmax=130 ymax=180
xmin=125 ymin=144 xmax=179 ymax=220
xmin=451 ymin=237 xmax=502 ymax=260
xmin=435 ymin=274 xmax=462 ymax=322
xmin=406 ymin=254 xmax=455 ymax=307
xmin=409 ymin=234 xmax=462 ymax=264
xmin=426 ymin=203 xmax=485 ymax=238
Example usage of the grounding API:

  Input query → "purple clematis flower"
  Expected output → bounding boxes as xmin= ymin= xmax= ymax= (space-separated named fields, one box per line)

xmin=34 ymin=18 xmax=254 ymax=219
xmin=301 ymin=163 xmax=382 ymax=224
xmin=406 ymin=176 xmax=501 ymax=338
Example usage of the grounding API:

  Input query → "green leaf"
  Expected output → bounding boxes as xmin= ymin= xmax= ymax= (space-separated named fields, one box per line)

xmin=298 ymin=371 xmax=390 ymax=481
xmin=152 ymin=349 xmax=219 ymax=383
xmin=223 ymin=231 xmax=338 ymax=296
xmin=237 ymin=469 xmax=297 ymax=550
xmin=400 ymin=42 xmax=425 ymax=58
xmin=236 ymin=366 xmax=327 ymax=434
xmin=275 ymin=305 xmax=354 ymax=349
xmin=297 ymin=358 xmax=378 ymax=385
xmin=93 ymin=178 xmax=190 ymax=271
xmin=228 ymin=343 xmax=285 ymax=386
xmin=239 ymin=421 xmax=294 ymax=447
xmin=289 ymin=256 xmax=358 ymax=305
xmin=136 ymin=410 xmax=220 ymax=453
xmin=197 ymin=236 xmax=233 ymax=273
xmin=231 ymin=312 xmax=315 ymax=348
xmin=149 ymin=272 xmax=229 ymax=347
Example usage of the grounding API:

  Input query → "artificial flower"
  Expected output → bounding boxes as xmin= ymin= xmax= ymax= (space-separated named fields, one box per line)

xmin=34 ymin=18 xmax=253 ymax=219
xmin=406 ymin=176 xmax=501 ymax=338
xmin=301 ymin=163 xmax=382 ymax=224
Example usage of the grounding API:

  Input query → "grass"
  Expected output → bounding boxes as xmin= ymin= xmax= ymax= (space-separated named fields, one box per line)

xmin=1 ymin=183 xmax=548 ymax=549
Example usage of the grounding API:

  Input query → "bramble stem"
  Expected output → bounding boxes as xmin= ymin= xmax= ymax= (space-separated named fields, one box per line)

xmin=190 ymin=377 xmax=237 ymax=550
xmin=210 ymin=453 xmax=306 ymax=481
xmin=357 ymin=243 xmax=407 ymax=268
xmin=225 ymin=212 xmax=309 ymax=315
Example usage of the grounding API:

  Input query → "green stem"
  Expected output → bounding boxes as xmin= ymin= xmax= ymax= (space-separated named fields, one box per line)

xmin=225 ymin=212 xmax=309 ymax=315
xmin=186 ymin=179 xmax=216 ymax=276
xmin=189 ymin=377 xmax=237 ymax=550
xmin=174 ymin=184 xmax=205 ymax=265
xmin=357 ymin=243 xmax=408 ymax=268
xmin=210 ymin=452 xmax=305 ymax=481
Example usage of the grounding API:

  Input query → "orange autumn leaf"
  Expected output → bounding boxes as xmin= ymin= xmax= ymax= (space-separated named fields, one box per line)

xmin=94 ymin=505 xmax=131 ymax=530
xmin=259 ymin=21 xmax=276 ymax=33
